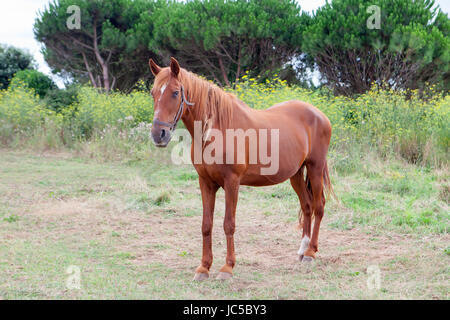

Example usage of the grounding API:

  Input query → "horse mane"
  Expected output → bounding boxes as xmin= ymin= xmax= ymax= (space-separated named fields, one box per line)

xmin=154 ymin=68 xmax=235 ymax=129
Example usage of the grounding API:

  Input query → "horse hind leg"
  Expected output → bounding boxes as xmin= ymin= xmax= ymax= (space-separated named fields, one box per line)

xmin=290 ymin=165 xmax=313 ymax=262
xmin=302 ymin=160 xmax=326 ymax=262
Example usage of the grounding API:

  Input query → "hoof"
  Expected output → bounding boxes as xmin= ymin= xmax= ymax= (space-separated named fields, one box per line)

xmin=301 ymin=255 xmax=314 ymax=263
xmin=193 ymin=272 xmax=209 ymax=281
xmin=216 ymin=272 xmax=233 ymax=280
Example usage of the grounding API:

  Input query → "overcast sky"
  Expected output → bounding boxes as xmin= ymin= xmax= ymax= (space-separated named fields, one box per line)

xmin=1 ymin=0 xmax=449 ymax=85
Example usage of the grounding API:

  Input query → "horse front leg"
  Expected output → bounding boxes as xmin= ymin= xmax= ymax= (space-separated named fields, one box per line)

xmin=217 ymin=175 xmax=240 ymax=280
xmin=193 ymin=176 xmax=219 ymax=281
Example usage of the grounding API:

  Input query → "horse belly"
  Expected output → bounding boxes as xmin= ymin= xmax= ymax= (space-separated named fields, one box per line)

xmin=240 ymin=172 xmax=292 ymax=186
xmin=240 ymin=158 xmax=301 ymax=186
xmin=239 ymin=123 xmax=307 ymax=186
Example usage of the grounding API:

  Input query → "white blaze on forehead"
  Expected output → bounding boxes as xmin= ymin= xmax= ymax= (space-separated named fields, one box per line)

xmin=157 ymin=82 xmax=169 ymax=103
xmin=160 ymin=82 xmax=168 ymax=94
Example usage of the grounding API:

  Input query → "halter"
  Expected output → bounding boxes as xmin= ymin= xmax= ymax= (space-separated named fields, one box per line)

xmin=152 ymin=85 xmax=194 ymax=132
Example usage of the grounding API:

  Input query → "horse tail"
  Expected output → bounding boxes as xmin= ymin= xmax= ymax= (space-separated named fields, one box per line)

xmin=323 ymin=160 xmax=336 ymax=200
xmin=297 ymin=161 xmax=334 ymax=229
xmin=297 ymin=164 xmax=313 ymax=229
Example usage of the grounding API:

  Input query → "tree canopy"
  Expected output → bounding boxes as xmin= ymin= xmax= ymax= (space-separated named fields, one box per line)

xmin=33 ymin=0 xmax=449 ymax=95
xmin=34 ymin=0 xmax=160 ymax=92
xmin=34 ymin=0 xmax=310 ymax=90
xmin=0 ymin=44 xmax=35 ymax=90
xmin=302 ymin=0 xmax=450 ymax=95
xmin=149 ymin=0 xmax=310 ymax=86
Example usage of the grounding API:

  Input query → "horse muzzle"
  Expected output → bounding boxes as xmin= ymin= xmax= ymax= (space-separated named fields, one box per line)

xmin=151 ymin=125 xmax=172 ymax=147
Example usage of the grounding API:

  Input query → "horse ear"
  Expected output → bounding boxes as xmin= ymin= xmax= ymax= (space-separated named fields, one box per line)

xmin=170 ymin=57 xmax=180 ymax=77
xmin=149 ymin=59 xmax=161 ymax=76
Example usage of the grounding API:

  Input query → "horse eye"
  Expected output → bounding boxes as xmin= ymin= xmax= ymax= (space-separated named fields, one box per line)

xmin=173 ymin=91 xmax=179 ymax=97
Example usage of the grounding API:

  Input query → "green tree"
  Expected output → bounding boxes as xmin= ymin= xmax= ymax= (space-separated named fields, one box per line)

xmin=43 ymin=85 xmax=79 ymax=113
xmin=150 ymin=0 xmax=310 ymax=86
xmin=302 ymin=0 xmax=450 ymax=95
xmin=11 ymin=69 xmax=57 ymax=97
xmin=34 ymin=0 xmax=161 ymax=92
xmin=0 ymin=44 xmax=34 ymax=90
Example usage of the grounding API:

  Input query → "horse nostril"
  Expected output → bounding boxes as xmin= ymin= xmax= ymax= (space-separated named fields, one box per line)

xmin=160 ymin=129 xmax=166 ymax=139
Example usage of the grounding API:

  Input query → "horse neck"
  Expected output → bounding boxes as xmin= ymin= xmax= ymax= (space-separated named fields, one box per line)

xmin=181 ymin=109 xmax=198 ymax=138
xmin=179 ymin=79 xmax=218 ymax=137
xmin=179 ymin=72 xmax=245 ymax=137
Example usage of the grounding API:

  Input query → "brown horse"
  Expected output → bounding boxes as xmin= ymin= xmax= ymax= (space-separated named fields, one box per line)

xmin=149 ymin=57 xmax=332 ymax=281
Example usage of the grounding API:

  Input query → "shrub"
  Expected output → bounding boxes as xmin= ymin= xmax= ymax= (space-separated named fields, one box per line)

xmin=0 ymin=75 xmax=448 ymax=167
xmin=10 ymin=69 xmax=56 ymax=97
xmin=72 ymin=86 xmax=154 ymax=138
xmin=44 ymin=85 xmax=79 ymax=113
xmin=232 ymin=75 xmax=449 ymax=166
xmin=0 ymin=44 xmax=34 ymax=90
xmin=0 ymin=81 xmax=57 ymax=129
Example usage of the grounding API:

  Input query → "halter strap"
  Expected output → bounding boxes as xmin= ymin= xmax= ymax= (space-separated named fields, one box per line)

xmin=153 ymin=85 xmax=194 ymax=132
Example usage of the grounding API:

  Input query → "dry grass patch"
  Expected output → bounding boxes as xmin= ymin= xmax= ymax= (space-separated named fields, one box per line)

xmin=0 ymin=150 xmax=448 ymax=299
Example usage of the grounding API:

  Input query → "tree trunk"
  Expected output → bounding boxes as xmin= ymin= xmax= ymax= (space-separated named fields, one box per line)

xmin=234 ymin=41 xmax=242 ymax=85
xmin=92 ymin=20 xmax=110 ymax=92
xmin=81 ymin=52 xmax=97 ymax=88
xmin=217 ymin=56 xmax=230 ymax=87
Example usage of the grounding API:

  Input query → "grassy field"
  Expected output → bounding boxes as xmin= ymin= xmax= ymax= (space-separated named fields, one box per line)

xmin=0 ymin=148 xmax=448 ymax=299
